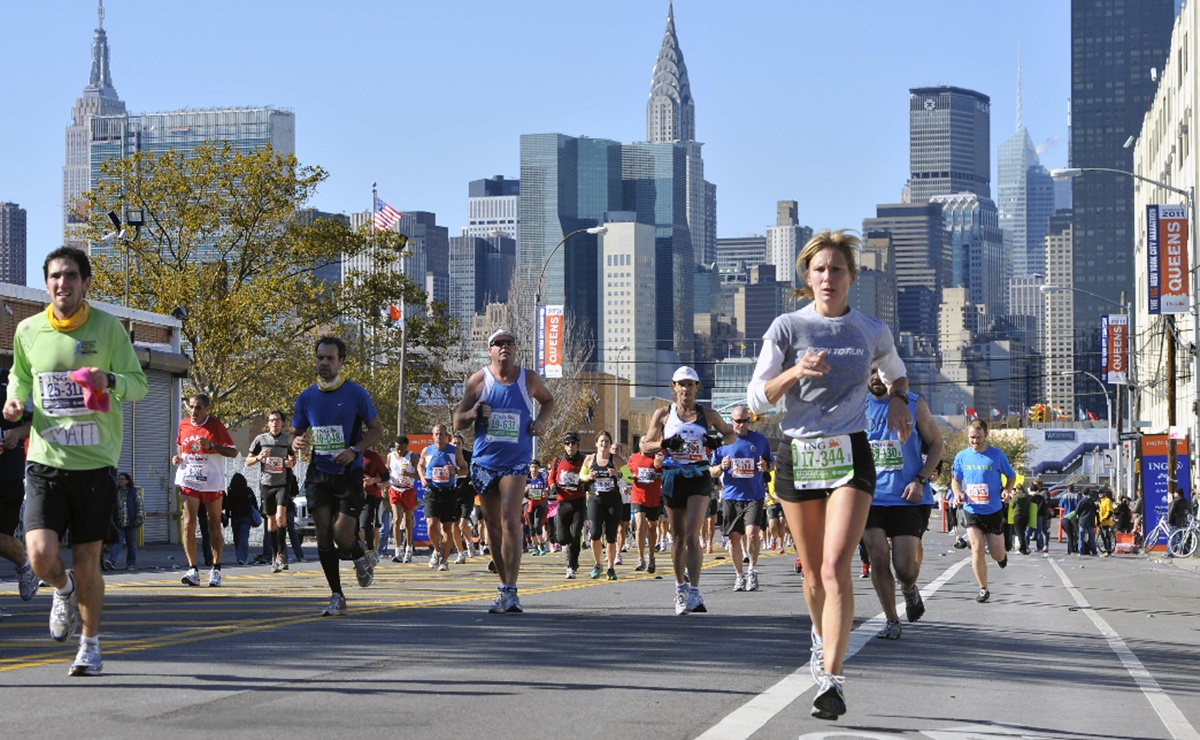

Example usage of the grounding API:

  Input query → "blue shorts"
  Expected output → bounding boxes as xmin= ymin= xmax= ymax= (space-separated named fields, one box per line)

xmin=470 ymin=462 xmax=528 ymax=496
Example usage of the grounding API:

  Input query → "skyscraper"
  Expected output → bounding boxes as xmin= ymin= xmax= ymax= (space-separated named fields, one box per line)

xmin=908 ymin=86 xmax=992 ymax=203
xmin=1070 ymin=0 xmax=1174 ymax=379
xmin=862 ymin=201 xmax=950 ymax=349
xmin=931 ymin=192 xmax=1007 ymax=316
xmin=765 ymin=200 xmax=813 ymax=290
xmin=63 ymin=1 xmax=127 ymax=249
xmin=0 ymin=202 xmax=27 ymax=286
xmin=463 ymin=176 xmax=519 ymax=242
xmin=449 ymin=233 xmax=516 ymax=330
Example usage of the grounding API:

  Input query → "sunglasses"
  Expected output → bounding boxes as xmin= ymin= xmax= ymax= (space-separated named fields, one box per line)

xmin=490 ymin=339 xmax=514 ymax=347
xmin=731 ymin=417 xmax=751 ymax=423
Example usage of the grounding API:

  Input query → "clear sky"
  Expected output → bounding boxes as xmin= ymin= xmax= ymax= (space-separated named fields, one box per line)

xmin=0 ymin=1 xmax=1074 ymax=288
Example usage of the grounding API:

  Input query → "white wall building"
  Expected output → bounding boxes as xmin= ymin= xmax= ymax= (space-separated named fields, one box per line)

xmin=599 ymin=217 xmax=657 ymax=398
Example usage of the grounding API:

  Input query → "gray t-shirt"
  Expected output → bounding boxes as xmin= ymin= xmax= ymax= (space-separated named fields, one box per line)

xmin=752 ymin=304 xmax=905 ymax=439
xmin=250 ymin=431 xmax=293 ymax=488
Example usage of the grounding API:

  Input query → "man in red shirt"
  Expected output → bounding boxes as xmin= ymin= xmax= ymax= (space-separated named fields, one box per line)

xmin=360 ymin=448 xmax=389 ymax=561
xmin=174 ymin=394 xmax=237 ymax=587
xmin=627 ymin=447 xmax=664 ymax=573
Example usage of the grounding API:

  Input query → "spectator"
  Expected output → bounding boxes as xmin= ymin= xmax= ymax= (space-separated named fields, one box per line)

xmin=223 ymin=473 xmax=258 ymax=565
xmin=1011 ymin=484 xmax=1031 ymax=554
xmin=107 ymin=473 xmax=143 ymax=570
xmin=1076 ymin=489 xmax=1098 ymax=556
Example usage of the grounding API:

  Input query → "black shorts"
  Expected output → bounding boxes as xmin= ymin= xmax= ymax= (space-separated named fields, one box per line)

xmin=359 ymin=495 xmax=383 ymax=530
xmin=963 ymin=509 xmax=1005 ymax=536
xmin=587 ymin=491 xmax=622 ymax=543
xmin=622 ymin=502 xmax=631 ymax=523
xmin=424 ymin=489 xmax=459 ymax=523
xmin=707 ymin=495 xmax=719 ymax=518
xmin=261 ymin=484 xmax=289 ymax=516
xmin=0 ymin=481 xmax=23 ymax=537
xmin=527 ymin=500 xmax=548 ymax=531
xmin=865 ymin=504 xmax=932 ymax=539
xmin=662 ymin=467 xmax=712 ymax=510
xmin=721 ymin=499 xmax=766 ymax=536
xmin=23 ymin=463 xmax=118 ymax=544
xmin=773 ymin=432 xmax=875 ymax=503
xmin=305 ymin=466 xmax=365 ymax=519
xmin=631 ymin=503 xmax=661 ymax=522
xmin=457 ymin=486 xmax=475 ymax=521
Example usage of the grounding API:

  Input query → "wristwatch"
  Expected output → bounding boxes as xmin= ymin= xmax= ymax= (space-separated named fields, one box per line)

xmin=915 ymin=474 xmax=929 ymax=485
xmin=106 ymin=372 xmax=116 ymax=389
xmin=351 ymin=445 xmax=362 ymax=454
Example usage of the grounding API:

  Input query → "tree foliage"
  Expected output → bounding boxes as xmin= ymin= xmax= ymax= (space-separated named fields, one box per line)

xmin=82 ymin=143 xmax=426 ymax=427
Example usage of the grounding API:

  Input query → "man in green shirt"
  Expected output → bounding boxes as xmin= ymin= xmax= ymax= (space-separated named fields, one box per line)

xmin=4 ymin=247 xmax=147 ymax=676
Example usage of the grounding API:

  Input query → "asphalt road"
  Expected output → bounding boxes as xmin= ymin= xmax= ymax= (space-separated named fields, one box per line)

xmin=2 ymin=530 xmax=1199 ymax=740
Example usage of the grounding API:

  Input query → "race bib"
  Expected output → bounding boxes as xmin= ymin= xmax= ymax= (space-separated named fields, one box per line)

xmin=558 ymin=471 xmax=579 ymax=488
xmin=672 ymin=438 xmax=705 ymax=464
xmin=870 ymin=440 xmax=904 ymax=472
xmin=182 ymin=455 xmax=209 ymax=488
xmin=432 ymin=465 xmax=452 ymax=484
xmin=311 ymin=425 xmax=345 ymax=455
xmin=791 ymin=436 xmax=854 ymax=490
xmin=965 ymin=483 xmax=990 ymax=505
xmin=486 ymin=411 xmax=521 ymax=444
xmin=396 ymin=474 xmax=415 ymax=488
xmin=636 ymin=467 xmax=658 ymax=483
xmin=528 ymin=486 xmax=546 ymax=500
xmin=593 ymin=477 xmax=615 ymax=492
xmin=263 ymin=456 xmax=284 ymax=475
xmin=731 ymin=458 xmax=756 ymax=479
xmin=38 ymin=372 xmax=88 ymax=417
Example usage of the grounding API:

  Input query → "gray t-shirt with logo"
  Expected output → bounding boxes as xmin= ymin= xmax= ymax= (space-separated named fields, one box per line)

xmin=250 ymin=431 xmax=293 ymax=488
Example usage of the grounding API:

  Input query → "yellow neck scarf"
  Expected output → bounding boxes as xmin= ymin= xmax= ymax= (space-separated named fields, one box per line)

xmin=46 ymin=301 xmax=91 ymax=333
xmin=317 ymin=374 xmax=344 ymax=392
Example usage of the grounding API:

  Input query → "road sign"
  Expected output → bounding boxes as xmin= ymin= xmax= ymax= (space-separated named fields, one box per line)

xmin=1132 ymin=420 xmax=1153 ymax=428
xmin=1119 ymin=431 xmax=1141 ymax=441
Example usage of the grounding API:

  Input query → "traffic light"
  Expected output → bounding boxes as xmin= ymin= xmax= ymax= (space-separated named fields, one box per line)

xmin=1030 ymin=405 xmax=1045 ymax=423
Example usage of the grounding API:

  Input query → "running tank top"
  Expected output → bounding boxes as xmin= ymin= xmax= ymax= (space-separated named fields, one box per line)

xmin=389 ymin=451 xmax=417 ymax=490
xmin=662 ymin=403 xmax=709 ymax=468
xmin=589 ymin=455 xmax=619 ymax=495
xmin=865 ymin=393 xmax=933 ymax=506
xmin=424 ymin=444 xmax=458 ymax=489
xmin=472 ymin=366 xmax=536 ymax=470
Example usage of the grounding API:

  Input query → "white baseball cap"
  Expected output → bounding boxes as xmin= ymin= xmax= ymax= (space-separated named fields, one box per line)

xmin=487 ymin=329 xmax=516 ymax=345
xmin=671 ymin=366 xmax=700 ymax=383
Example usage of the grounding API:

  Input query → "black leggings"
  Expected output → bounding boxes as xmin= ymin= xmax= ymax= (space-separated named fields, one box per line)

xmin=528 ymin=501 xmax=548 ymax=533
xmin=555 ymin=498 xmax=587 ymax=570
xmin=587 ymin=492 xmax=622 ymax=543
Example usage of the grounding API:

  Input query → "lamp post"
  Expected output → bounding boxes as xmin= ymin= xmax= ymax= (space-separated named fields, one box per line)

xmin=613 ymin=344 xmax=628 ymax=445
xmin=1052 ymin=166 xmax=1198 ymax=494
xmin=1064 ymin=370 xmax=1114 ymax=486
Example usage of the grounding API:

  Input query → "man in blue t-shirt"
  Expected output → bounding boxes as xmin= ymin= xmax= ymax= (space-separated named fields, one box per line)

xmin=951 ymin=419 xmax=1015 ymax=604
xmin=291 ymin=336 xmax=384 ymax=617
xmin=709 ymin=405 xmax=775 ymax=592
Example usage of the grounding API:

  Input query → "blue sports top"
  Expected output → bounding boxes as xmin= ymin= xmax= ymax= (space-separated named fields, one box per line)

xmin=952 ymin=445 xmax=1016 ymax=516
xmin=472 ymin=366 xmax=536 ymax=470
xmin=293 ymin=380 xmax=377 ymax=474
xmin=866 ymin=392 xmax=933 ymax=506
xmin=423 ymin=443 xmax=459 ymax=489
xmin=711 ymin=430 xmax=773 ymax=501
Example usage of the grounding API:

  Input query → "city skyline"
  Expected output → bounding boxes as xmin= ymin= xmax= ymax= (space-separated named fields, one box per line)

xmin=0 ymin=1 xmax=1070 ymax=287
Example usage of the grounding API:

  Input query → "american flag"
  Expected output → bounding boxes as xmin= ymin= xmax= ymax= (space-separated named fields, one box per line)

xmin=374 ymin=195 xmax=401 ymax=232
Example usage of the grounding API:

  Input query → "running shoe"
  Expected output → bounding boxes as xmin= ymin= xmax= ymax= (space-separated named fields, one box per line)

xmin=354 ymin=555 xmax=375 ymax=587
xmin=674 ymin=588 xmax=690 ymax=615
xmin=49 ymin=577 xmax=79 ymax=642
xmin=181 ymin=567 xmax=200 ymax=587
xmin=794 ymin=556 xmax=803 ymax=574
xmin=606 ymin=568 xmax=617 ymax=581
xmin=208 ymin=568 xmax=222 ymax=587
xmin=590 ymin=563 xmax=603 ymax=580
xmin=437 ymin=560 xmax=449 ymax=572
xmin=391 ymin=554 xmax=403 ymax=563
xmin=621 ymin=543 xmax=629 ymax=552
xmin=321 ymin=592 xmax=347 ymax=616
xmin=488 ymin=589 xmax=508 ymax=614
xmin=565 ymin=567 xmax=576 ymax=579
xmin=454 ymin=551 xmax=467 ymax=565
xmin=17 ymin=565 xmax=39 ymax=601
xmin=734 ymin=573 xmax=747 ymax=591
xmin=742 ymin=554 xmax=750 ymax=564
xmin=614 ymin=554 xmax=623 ymax=566
xmin=647 ymin=556 xmax=656 ymax=574
xmin=505 ymin=590 xmax=523 ymax=613
xmin=975 ymin=587 xmax=990 ymax=603
xmin=953 ymin=537 xmax=968 ymax=549
xmin=635 ymin=557 xmax=646 ymax=572
xmin=809 ymin=631 xmax=823 ymax=683
xmin=487 ymin=560 xmax=497 ymax=573
xmin=876 ymin=619 xmax=902 ymax=640
xmin=747 ymin=570 xmax=760 ymax=592
xmin=70 ymin=641 xmax=103 ymax=677
xmin=402 ymin=548 xmax=413 ymax=564
xmin=272 ymin=556 xmax=282 ymax=574
xmin=686 ymin=587 xmax=707 ymax=613
xmin=429 ymin=551 xmax=439 ymax=569
xmin=811 ymin=672 xmax=846 ymax=720
xmin=102 ymin=560 xmax=115 ymax=572
xmin=860 ymin=562 xmax=870 ymax=578
xmin=530 ymin=547 xmax=542 ymax=557
xmin=282 ymin=558 xmax=289 ymax=570
xmin=904 ymin=585 xmax=925 ymax=623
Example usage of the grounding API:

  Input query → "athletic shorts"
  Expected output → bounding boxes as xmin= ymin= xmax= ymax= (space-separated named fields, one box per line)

xmin=359 ymin=495 xmax=383 ymax=530
xmin=721 ymin=499 xmax=766 ymax=536
xmin=767 ymin=503 xmax=783 ymax=520
xmin=865 ymin=504 xmax=932 ymax=539
xmin=707 ymin=495 xmax=719 ymax=518
xmin=457 ymin=486 xmax=476 ymax=521
xmin=470 ymin=462 xmax=527 ymax=496
xmin=527 ymin=500 xmax=548 ymax=531
xmin=662 ymin=467 xmax=712 ymax=510
xmin=773 ymin=432 xmax=875 ymax=503
xmin=261 ymin=484 xmax=289 ymax=516
xmin=23 ymin=463 xmax=117 ymax=544
xmin=424 ymin=489 xmax=459 ymax=522
xmin=0 ymin=481 xmax=23 ymax=537
xmin=305 ymin=466 xmax=365 ymax=519
xmin=963 ymin=509 xmax=1005 ymax=536
xmin=631 ymin=502 xmax=661 ymax=522
xmin=587 ymin=491 xmax=622 ymax=543
xmin=622 ymin=502 xmax=631 ymax=522
xmin=181 ymin=486 xmax=224 ymax=505
xmin=389 ymin=486 xmax=417 ymax=511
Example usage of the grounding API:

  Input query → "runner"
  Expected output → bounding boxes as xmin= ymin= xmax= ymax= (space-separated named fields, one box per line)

xmin=548 ymin=433 xmax=586 ymax=578
xmin=581 ymin=431 xmax=626 ymax=580
xmin=746 ymin=229 xmax=911 ymax=720
xmin=360 ymin=446 xmax=389 ymax=558
xmin=175 ymin=394 xmax=237 ymax=587
xmin=641 ymin=366 xmax=734 ymax=616
xmin=417 ymin=424 xmax=465 ymax=571
xmin=245 ymin=409 xmax=295 ymax=573
xmin=291 ymin=336 xmax=384 ymax=616
xmin=951 ymin=419 xmax=1015 ymax=603
xmin=386 ymin=435 xmax=419 ymax=563
xmin=709 ymin=405 xmax=774 ymax=592
xmin=454 ymin=329 xmax=555 ymax=613
xmin=5 ymin=246 xmax=148 ymax=675
xmin=526 ymin=460 xmax=550 ymax=555
xmin=627 ymin=445 xmax=664 ymax=572
xmin=451 ymin=431 xmax=476 ymax=563
xmin=863 ymin=367 xmax=943 ymax=639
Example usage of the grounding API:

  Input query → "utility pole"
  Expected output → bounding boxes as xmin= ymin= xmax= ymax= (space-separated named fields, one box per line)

xmin=1167 ymin=316 xmax=1177 ymax=495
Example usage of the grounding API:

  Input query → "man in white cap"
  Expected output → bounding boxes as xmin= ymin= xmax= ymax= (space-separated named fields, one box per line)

xmin=454 ymin=329 xmax=555 ymax=613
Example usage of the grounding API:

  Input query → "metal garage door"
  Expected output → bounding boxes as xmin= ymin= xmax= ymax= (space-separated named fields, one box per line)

xmin=116 ymin=370 xmax=176 ymax=543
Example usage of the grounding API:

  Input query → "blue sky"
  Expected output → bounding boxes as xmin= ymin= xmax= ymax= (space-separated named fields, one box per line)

xmin=0 ymin=1 xmax=1074 ymax=287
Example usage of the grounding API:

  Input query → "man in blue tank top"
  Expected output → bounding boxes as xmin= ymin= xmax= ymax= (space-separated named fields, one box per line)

xmin=861 ymin=368 xmax=943 ymax=639
xmin=454 ymin=329 xmax=555 ymax=614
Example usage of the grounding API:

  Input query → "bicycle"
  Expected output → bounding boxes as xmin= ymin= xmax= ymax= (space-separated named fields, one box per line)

xmin=1139 ymin=514 xmax=1172 ymax=553
xmin=1167 ymin=515 xmax=1200 ymax=558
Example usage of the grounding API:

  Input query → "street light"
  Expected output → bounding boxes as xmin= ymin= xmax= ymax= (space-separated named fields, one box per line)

xmin=1063 ymin=370 xmax=1114 ymax=486
xmin=1052 ymin=166 xmax=1199 ymax=494
xmin=613 ymin=344 xmax=628 ymax=444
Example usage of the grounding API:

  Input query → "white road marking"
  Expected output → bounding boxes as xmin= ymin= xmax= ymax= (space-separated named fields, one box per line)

xmin=1047 ymin=558 xmax=1200 ymax=740
xmin=696 ymin=557 xmax=972 ymax=740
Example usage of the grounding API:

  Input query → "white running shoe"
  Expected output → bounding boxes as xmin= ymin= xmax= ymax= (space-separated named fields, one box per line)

xmin=733 ymin=573 xmax=747 ymax=591
xmin=454 ymin=551 xmax=467 ymax=564
xmin=685 ymin=588 xmax=707 ymax=613
xmin=488 ymin=589 xmax=508 ymax=614
xmin=181 ymin=567 xmax=200 ymax=586
xmin=437 ymin=560 xmax=449 ymax=572
xmin=747 ymin=570 xmax=760 ymax=592
xmin=428 ymin=551 xmax=439 ymax=569
xmin=354 ymin=555 xmax=375 ymax=587
xmin=811 ymin=672 xmax=846 ymax=720
xmin=49 ymin=575 xmax=79 ymax=642
xmin=208 ymin=568 xmax=222 ymax=587
xmin=809 ymin=630 xmax=824 ymax=682
xmin=402 ymin=548 xmax=413 ymax=564
xmin=70 ymin=641 xmax=103 ymax=677
xmin=321 ymin=592 xmax=347 ymax=616
xmin=674 ymin=588 xmax=690 ymax=615
xmin=614 ymin=554 xmax=623 ymax=566
xmin=565 ymin=567 xmax=576 ymax=579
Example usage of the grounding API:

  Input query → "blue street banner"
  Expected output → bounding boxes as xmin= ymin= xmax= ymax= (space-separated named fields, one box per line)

xmin=1140 ymin=434 xmax=1191 ymax=551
